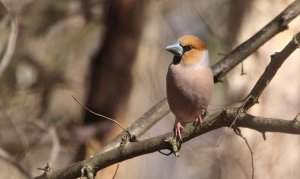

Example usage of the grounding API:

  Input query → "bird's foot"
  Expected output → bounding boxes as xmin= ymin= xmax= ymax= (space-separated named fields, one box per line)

xmin=174 ymin=122 xmax=184 ymax=141
xmin=193 ymin=115 xmax=203 ymax=125
xmin=193 ymin=109 xmax=208 ymax=126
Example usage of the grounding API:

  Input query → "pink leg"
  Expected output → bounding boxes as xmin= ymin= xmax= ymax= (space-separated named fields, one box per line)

xmin=174 ymin=122 xmax=184 ymax=140
xmin=193 ymin=115 xmax=203 ymax=125
xmin=194 ymin=109 xmax=207 ymax=125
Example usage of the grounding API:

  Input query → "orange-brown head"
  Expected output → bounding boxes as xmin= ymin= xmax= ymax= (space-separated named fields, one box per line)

xmin=166 ymin=35 xmax=209 ymax=67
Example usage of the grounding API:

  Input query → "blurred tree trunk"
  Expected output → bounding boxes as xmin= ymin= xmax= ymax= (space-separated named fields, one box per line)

xmin=226 ymin=0 xmax=254 ymax=48
xmin=84 ymin=0 xmax=147 ymax=140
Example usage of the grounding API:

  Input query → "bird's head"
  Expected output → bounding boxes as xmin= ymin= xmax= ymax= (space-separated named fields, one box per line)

xmin=166 ymin=35 xmax=210 ymax=68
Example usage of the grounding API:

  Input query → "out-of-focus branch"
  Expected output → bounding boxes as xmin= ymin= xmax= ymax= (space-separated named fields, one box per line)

xmin=212 ymin=0 xmax=300 ymax=82
xmin=34 ymin=31 xmax=300 ymax=179
xmin=0 ymin=147 xmax=31 ymax=178
xmin=0 ymin=1 xmax=18 ymax=79
xmin=48 ymin=127 xmax=60 ymax=166
xmin=100 ymin=0 xmax=300 ymax=152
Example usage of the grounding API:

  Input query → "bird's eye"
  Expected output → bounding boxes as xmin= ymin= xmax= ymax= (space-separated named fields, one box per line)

xmin=183 ymin=45 xmax=193 ymax=51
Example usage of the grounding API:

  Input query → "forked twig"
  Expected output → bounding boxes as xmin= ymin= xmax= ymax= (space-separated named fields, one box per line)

xmin=72 ymin=95 xmax=133 ymax=140
xmin=218 ymin=96 xmax=251 ymax=146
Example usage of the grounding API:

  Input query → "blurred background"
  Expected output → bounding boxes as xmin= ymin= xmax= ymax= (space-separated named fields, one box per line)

xmin=0 ymin=0 xmax=300 ymax=178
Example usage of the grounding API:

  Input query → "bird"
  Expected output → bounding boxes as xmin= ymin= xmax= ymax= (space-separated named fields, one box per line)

xmin=165 ymin=35 xmax=214 ymax=140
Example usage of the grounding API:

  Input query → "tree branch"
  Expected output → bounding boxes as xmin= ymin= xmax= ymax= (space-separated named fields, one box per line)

xmin=35 ymin=31 xmax=300 ymax=178
xmin=101 ymin=98 xmax=169 ymax=152
xmin=0 ymin=1 xmax=18 ymax=80
xmin=244 ymin=32 xmax=300 ymax=109
xmin=212 ymin=0 xmax=300 ymax=82
xmin=34 ymin=1 xmax=300 ymax=178
xmin=34 ymin=109 xmax=300 ymax=179
xmin=101 ymin=0 xmax=300 ymax=152
xmin=0 ymin=147 xmax=31 ymax=178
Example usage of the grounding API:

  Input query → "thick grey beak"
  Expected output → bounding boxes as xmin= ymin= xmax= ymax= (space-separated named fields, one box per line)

xmin=165 ymin=42 xmax=183 ymax=56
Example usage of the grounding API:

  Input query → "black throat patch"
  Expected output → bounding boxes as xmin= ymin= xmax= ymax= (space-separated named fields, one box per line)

xmin=172 ymin=55 xmax=181 ymax=65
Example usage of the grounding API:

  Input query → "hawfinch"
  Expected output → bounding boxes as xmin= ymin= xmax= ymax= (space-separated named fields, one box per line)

xmin=166 ymin=35 xmax=214 ymax=140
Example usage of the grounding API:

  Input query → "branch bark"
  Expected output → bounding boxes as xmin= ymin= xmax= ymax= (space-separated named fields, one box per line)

xmin=101 ymin=98 xmax=170 ymax=152
xmin=212 ymin=0 xmax=300 ymax=82
xmin=101 ymin=0 xmax=300 ymax=153
xmin=34 ymin=1 xmax=300 ymax=178
xmin=35 ymin=31 xmax=300 ymax=179
xmin=244 ymin=32 xmax=300 ymax=109
xmin=34 ymin=110 xmax=300 ymax=179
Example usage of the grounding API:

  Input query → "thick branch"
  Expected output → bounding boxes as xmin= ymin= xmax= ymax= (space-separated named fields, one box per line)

xmin=34 ymin=1 xmax=300 ymax=178
xmin=35 ymin=31 xmax=300 ymax=179
xmin=34 ymin=109 xmax=300 ymax=179
xmin=102 ymin=0 xmax=300 ymax=152
xmin=101 ymin=99 xmax=169 ymax=152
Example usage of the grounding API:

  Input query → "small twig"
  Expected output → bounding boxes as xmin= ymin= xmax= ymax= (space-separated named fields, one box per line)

xmin=158 ymin=150 xmax=172 ymax=156
xmin=37 ymin=163 xmax=51 ymax=173
xmin=293 ymin=112 xmax=300 ymax=121
xmin=72 ymin=95 xmax=132 ymax=139
xmin=0 ymin=147 xmax=31 ymax=178
xmin=112 ymin=164 xmax=119 ymax=179
xmin=240 ymin=62 xmax=247 ymax=75
xmin=233 ymin=127 xmax=254 ymax=179
xmin=48 ymin=127 xmax=60 ymax=165
xmin=293 ymin=33 xmax=300 ymax=47
xmin=261 ymin=132 xmax=266 ymax=141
